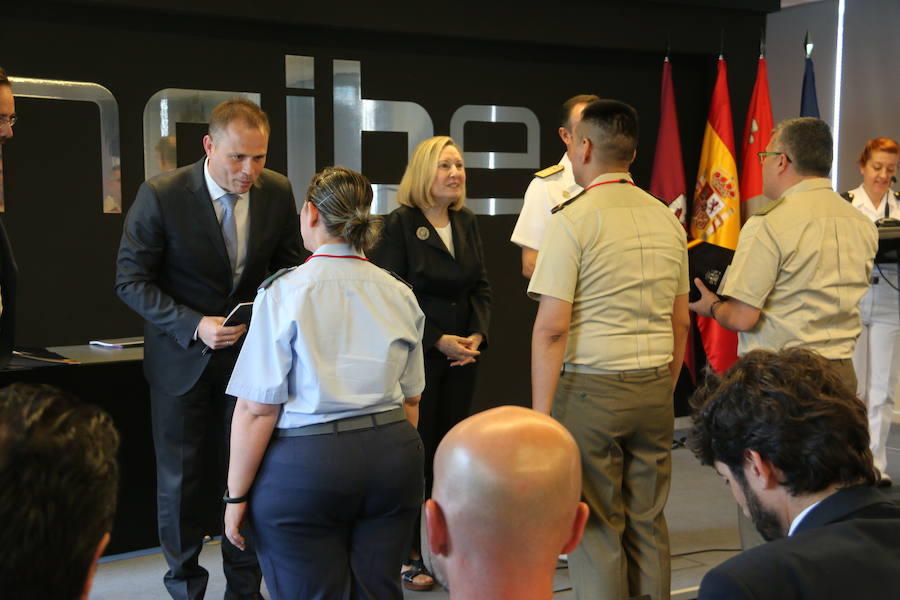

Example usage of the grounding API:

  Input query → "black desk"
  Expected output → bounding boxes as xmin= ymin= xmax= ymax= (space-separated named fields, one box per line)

xmin=0 ymin=345 xmax=220 ymax=556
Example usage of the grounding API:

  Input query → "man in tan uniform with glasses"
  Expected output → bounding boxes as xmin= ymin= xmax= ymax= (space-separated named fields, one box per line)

xmin=690 ymin=117 xmax=877 ymax=391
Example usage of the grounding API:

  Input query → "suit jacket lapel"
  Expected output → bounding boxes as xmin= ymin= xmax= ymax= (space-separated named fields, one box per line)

xmin=242 ymin=176 xmax=266 ymax=287
xmin=449 ymin=209 xmax=470 ymax=263
xmin=413 ymin=207 xmax=452 ymax=257
xmin=187 ymin=159 xmax=232 ymax=278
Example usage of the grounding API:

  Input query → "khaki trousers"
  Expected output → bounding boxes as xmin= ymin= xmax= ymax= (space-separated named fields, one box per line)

xmin=828 ymin=358 xmax=857 ymax=397
xmin=554 ymin=367 xmax=673 ymax=600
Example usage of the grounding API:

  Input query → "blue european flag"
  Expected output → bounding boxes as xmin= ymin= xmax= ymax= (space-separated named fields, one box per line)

xmin=800 ymin=57 xmax=820 ymax=118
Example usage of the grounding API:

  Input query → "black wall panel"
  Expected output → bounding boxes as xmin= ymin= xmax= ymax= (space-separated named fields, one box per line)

xmin=1 ymin=1 xmax=772 ymax=413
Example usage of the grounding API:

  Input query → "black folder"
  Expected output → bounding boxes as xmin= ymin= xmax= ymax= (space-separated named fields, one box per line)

xmin=688 ymin=240 xmax=734 ymax=302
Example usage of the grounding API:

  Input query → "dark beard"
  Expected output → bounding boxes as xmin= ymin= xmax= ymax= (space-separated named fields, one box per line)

xmin=740 ymin=479 xmax=785 ymax=541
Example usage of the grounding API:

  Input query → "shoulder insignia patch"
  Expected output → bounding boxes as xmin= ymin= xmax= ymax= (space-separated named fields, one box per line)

xmin=551 ymin=189 xmax=586 ymax=214
xmin=647 ymin=190 xmax=669 ymax=206
xmin=534 ymin=164 xmax=564 ymax=179
xmin=381 ymin=268 xmax=413 ymax=289
xmin=258 ymin=266 xmax=296 ymax=291
xmin=754 ymin=197 xmax=784 ymax=216
xmin=840 ymin=191 xmax=854 ymax=202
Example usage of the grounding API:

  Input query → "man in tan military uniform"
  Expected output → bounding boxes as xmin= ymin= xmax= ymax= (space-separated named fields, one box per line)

xmin=511 ymin=94 xmax=598 ymax=278
xmin=690 ymin=117 xmax=877 ymax=389
xmin=530 ymin=99 xmax=690 ymax=600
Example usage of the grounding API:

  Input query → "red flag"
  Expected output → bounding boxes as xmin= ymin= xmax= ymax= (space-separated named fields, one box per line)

xmin=739 ymin=57 xmax=774 ymax=218
xmin=650 ymin=57 xmax=688 ymax=227
xmin=690 ymin=58 xmax=739 ymax=374
xmin=649 ymin=57 xmax=694 ymax=381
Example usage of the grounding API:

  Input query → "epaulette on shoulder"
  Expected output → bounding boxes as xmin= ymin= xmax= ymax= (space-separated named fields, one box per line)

xmin=840 ymin=191 xmax=854 ymax=202
xmin=894 ymin=191 xmax=899 ymax=200
xmin=381 ymin=268 xmax=413 ymax=290
xmin=534 ymin=164 xmax=564 ymax=179
xmin=647 ymin=190 xmax=669 ymax=206
xmin=258 ymin=266 xmax=296 ymax=291
xmin=754 ymin=197 xmax=784 ymax=216
xmin=551 ymin=189 xmax=586 ymax=214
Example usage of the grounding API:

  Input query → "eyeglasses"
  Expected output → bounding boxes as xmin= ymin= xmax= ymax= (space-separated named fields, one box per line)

xmin=757 ymin=151 xmax=791 ymax=164
xmin=0 ymin=114 xmax=17 ymax=128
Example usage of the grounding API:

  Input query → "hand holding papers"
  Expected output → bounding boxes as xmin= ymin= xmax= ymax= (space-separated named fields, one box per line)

xmin=200 ymin=302 xmax=253 ymax=355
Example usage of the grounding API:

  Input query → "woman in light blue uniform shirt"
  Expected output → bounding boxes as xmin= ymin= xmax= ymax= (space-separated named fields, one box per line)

xmin=223 ymin=166 xmax=426 ymax=600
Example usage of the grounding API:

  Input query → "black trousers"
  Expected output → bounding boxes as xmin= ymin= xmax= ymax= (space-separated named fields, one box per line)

xmin=419 ymin=354 xmax=479 ymax=495
xmin=404 ymin=354 xmax=478 ymax=558
xmin=250 ymin=419 xmax=424 ymax=600
xmin=150 ymin=351 xmax=261 ymax=600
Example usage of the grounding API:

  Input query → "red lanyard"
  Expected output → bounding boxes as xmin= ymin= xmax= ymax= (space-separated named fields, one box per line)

xmin=584 ymin=178 xmax=635 ymax=192
xmin=304 ymin=254 xmax=370 ymax=263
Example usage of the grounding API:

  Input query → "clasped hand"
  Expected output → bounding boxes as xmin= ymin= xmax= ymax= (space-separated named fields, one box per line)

xmin=436 ymin=333 xmax=483 ymax=367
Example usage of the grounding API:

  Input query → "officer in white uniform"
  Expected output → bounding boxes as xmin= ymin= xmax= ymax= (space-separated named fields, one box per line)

xmin=511 ymin=94 xmax=598 ymax=278
xmin=845 ymin=136 xmax=900 ymax=485
xmin=223 ymin=166 xmax=427 ymax=600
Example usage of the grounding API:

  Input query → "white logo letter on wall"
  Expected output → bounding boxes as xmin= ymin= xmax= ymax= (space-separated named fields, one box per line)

xmin=286 ymin=55 xmax=316 ymax=213
xmin=8 ymin=77 xmax=121 ymax=213
xmin=450 ymin=104 xmax=539 ymax=215
xmin=333 ymin=59 xmax=434 ymax=215
xmin=142 ymin=88 xmax=262 ymax=181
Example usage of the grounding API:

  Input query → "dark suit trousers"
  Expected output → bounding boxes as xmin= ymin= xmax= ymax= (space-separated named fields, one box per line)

xmin=420 ymin=353 xmax=479 ymax=495
xmin=150 ymin=350 xmax=262 ymax=600
xmin=250 ymin=420 xmax=424 ymax=600
xmin=405 ymin=354 xmax=478 ymax=557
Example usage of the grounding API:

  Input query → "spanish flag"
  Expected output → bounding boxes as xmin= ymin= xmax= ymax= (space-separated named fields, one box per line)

xmin=690 ymin=57 xmax=739 ymax=374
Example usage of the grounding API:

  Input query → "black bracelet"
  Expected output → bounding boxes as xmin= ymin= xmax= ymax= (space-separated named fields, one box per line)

xmin=223 ymin=490 xmax=249 ymax=504
xmin=710 ymin=299 xmax=723 ymax=321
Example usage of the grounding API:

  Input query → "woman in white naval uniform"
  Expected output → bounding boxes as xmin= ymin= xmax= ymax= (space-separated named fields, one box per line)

xmin=223 ymin=166 xmax=427 ymax=599
xmin=846 ymin=137 xmax=900 ymax=486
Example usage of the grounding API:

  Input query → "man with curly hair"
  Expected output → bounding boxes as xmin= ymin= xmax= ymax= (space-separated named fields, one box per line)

xmin=688 ymin=348 xmax=900 ymax=599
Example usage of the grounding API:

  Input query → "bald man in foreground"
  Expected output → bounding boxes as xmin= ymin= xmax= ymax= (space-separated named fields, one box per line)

xmin=425 ymin=406 xmax=589 ymax=600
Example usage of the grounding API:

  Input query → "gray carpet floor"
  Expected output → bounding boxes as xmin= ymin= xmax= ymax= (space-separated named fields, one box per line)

xmin=91 ymin=424 xmax=899 ymax=599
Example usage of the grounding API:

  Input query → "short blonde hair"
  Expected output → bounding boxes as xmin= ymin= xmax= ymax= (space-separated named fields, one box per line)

xmin=397 ymin=136 xmax=466 ymax=211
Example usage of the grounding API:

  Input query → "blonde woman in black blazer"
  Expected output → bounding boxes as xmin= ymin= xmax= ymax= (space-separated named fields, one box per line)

xmin=371 ymin=135 xmax=491 ymax=591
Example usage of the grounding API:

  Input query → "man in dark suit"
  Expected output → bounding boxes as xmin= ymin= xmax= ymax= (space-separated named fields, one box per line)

xmin=688 ymin=347 xmax=900 ymax=599
xmin=0 ymin=67 xmax=18 ymax=368
xmin=116 ymin=98 xmax=303 ymax=600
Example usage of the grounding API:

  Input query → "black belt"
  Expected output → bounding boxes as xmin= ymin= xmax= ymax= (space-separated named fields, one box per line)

xmin=275 ymin=406 xmax=406 ymax=438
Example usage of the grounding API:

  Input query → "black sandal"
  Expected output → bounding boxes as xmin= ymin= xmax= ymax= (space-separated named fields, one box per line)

xmin=401 ymin=557 xmax=435 ymax=592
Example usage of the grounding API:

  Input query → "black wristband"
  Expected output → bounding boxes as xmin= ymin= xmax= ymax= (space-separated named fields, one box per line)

xmin=710 ymin=299 xmax=723 ymax=321
xmin=223 ymin=490 xmax=249 ymax=504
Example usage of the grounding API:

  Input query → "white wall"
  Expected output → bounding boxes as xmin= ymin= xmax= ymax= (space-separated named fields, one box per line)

xmin=837 ymin=0 xmax=900 ymax=189
xmin=766 ymin=0 xmax=900 ymax=191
